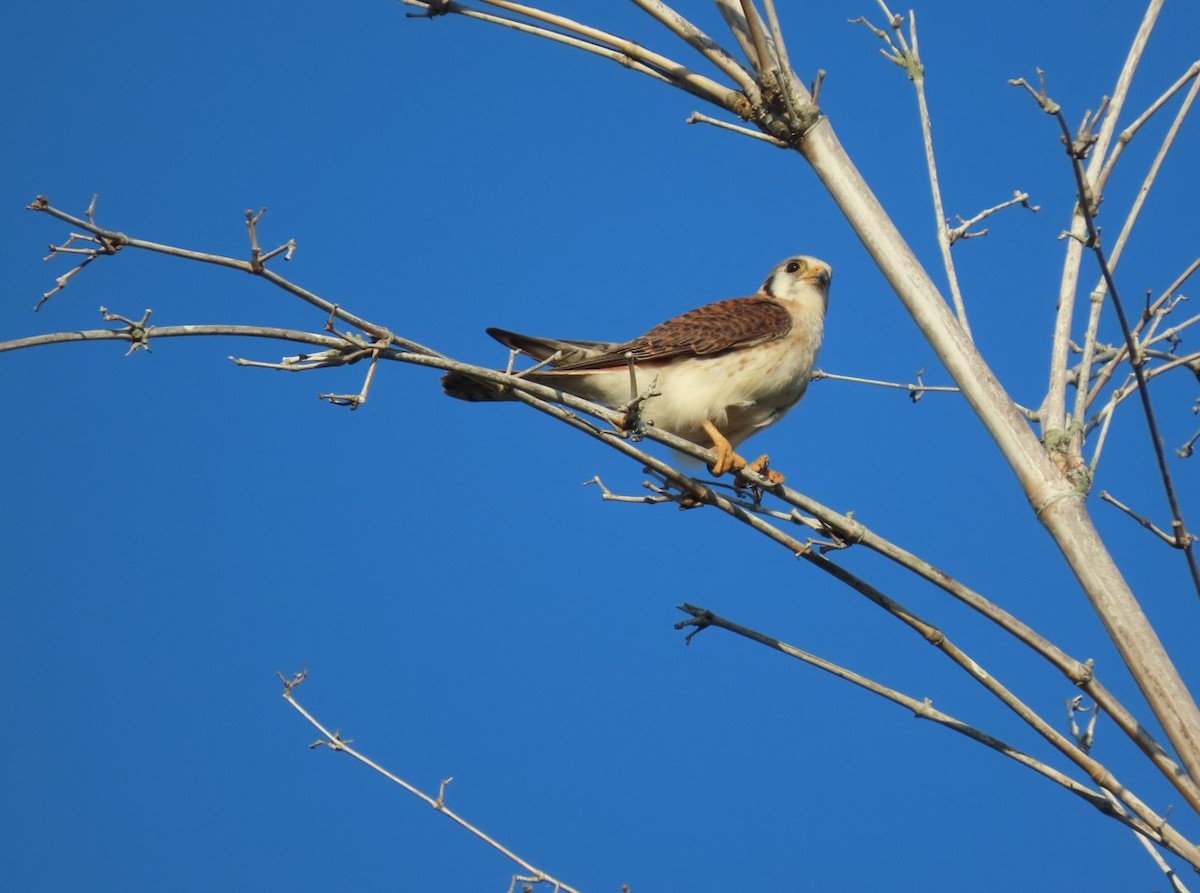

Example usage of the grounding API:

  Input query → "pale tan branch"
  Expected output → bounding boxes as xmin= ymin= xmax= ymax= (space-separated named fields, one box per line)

xmin=1178 ymin=428 xmax=1199 ymax=460
xmin=1084 ymin=346 xmax=1200 ymax=460
xmin=811 ymin=367 xmax=959 ymax=400
xmin=1072 ymin=68 xmax=1200 ymax=428
xmin=404 ymin=0 xmax=740 ymax=107
xmin=27 ymin=196 xmax=443 ymax=358
xmin=1083 ymin=257 xmax=1200 ymax=412
xmin=811 ymin=368 xmax=1039 ymax=418
xmin=1099 ymin=66 xmax=1199 ymax=275
xmin=854 ymin=4 xmax=974 ymax=337
xmin=1145 ymin=312 xmax=1200 ymax=351
xmin=589 ymin=471 xmax=842 ymax=544
xmin=947 ymin=192 xmax=1039 ymax=244
xmin=686 ymin=110 xmax=787 ymax=145
xmin=737 ymin=0 xmax=771 ymax=72
xmin=0 ymin=323 xmax=350 ymax=356
xmin=1034 ymin=77 xmax=1200 ymax=596
xmin=1097 ymin=59 xmax=1200 ymax=194
xmin=278 ymin=671 xmax=580 ymax=893
xmin=34 ymin=231 xmax=118 ymax=311
xmin=629 ymin=0 xmax=758 ymax=98
xmin=1100 ymin=490 xmax=1195 ymax=548
xmin=676 ymin=605 xmax=1200 ymax=865
xmin=584 ymin=475 xmax=672 ymax=506
xmin=1041 ymin=1 xmax=1163 ymax=440
xmin=761 ymin=0 xmax=791 ymax=76
xmin=1101 ymin=788 xmax=1196 ymax=893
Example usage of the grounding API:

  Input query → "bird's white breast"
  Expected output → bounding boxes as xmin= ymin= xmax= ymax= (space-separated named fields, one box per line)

xmin=640 ymin=294 xmax=824 ymax=448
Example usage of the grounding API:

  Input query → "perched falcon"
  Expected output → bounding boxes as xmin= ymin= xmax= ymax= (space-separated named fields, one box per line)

xmin=442 ymin=255 xmax=831 ymax=485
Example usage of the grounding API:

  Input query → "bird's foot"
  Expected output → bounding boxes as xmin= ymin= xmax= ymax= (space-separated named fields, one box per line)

xmin=702 ymin=419 xmax=740 ymax=477
xmin=707 ymin=440 xmax=738 ymax=477
xmin=743 ymin=454 xmax=785 ymax=486
xmin=700 ymin=419 xmax=783 ymax=485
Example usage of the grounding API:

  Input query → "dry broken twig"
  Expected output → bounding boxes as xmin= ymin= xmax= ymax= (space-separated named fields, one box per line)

xmin=278 ymin=669 xmax=581 ymax=893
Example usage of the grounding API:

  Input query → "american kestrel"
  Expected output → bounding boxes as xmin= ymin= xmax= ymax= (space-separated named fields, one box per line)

xmin=442 ymin=255 xmax=831 ymax=485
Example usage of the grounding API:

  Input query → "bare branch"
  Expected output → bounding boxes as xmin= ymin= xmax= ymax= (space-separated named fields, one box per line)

xmin=1103 ymin=786 xmax=1196 ymax=893
xmin=1030 ymin=89 xmax=1200 ymax=594
xmin=676 ymin=606 xmax=1200 ymax=865
xmin=852 ymin=5 xmax=976 ymax=336
xmin=0 ymin=323 xmax=350 ymax=356
xmin=1038 ymin=1 xmax=1163 ymax=442
xmin=21 ymin=193 xmax=1200 ymax=816
xmin=686 ymin=110 xmax=787 ymax=146
xmin=278 ymin=670 xmax=580 ymax=893
xmin=406 ymin=0 xmax=746 ymax=109
xmin=947 ymin=192 xmax=1039 ymax=244
xmin=1071 ymin=67 xmax=1200 ymax=427
xmin=27 ymin=195 xmax=443 ymax=358
xmin=628 ymin=0 xmax=758 ymax=97
xmin=1096 ymin=59 xmax=1200 ymax=195
xmin=1100 ymin=490 xmax=1198 ymax=548
xmin=811 ymin=367 xmax=960 ymax=402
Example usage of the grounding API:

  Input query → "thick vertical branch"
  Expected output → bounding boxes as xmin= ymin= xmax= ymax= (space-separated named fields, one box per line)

xmin=795 ymin=114 xmax=1200 ymax=781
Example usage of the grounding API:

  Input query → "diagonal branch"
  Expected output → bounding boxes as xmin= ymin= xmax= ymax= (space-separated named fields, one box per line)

xmin=279 ymin=670 xmax=580 ymax=893
xmin=406 ymin=0 xmax=744 ymax=108
xmin=676 ymin=605 xmax=1200 ymax=866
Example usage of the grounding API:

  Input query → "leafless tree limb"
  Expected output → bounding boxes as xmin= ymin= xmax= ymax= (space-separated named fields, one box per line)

xmin=1010 ymin=75 xmax=1200 ymax=595
xmin=17 ymin=157 xmax=1200 ymax=825
xmin=1071 ymin=66 xmax=1200 ymax=432
xmin=1040 ymin=0 xmax=1164 ymax=445
xmin=675 ymin=605 xmax=1200 ymax=863
xmin=13 ymin=0 xmax=1200 ymax=874
xmin=278 ymin=670 xmax=581 ymax=893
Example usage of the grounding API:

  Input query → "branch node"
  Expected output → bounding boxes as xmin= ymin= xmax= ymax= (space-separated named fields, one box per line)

xmin=1008 ymin=68 xmax=1060 ymax=115
xmin=436 ymin=776 xmax=454 ymax=809
xmin=99 ymin=305 xmax=154 ymax=355
xmin=276 ymin=667 xmax=309 ymax=696
xmin=674 ymin=604 xmax=714 ymax=644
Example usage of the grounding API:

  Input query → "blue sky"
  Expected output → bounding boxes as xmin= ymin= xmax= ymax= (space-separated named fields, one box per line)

xmin=3 ymin=1 xmax=1199 ymax=890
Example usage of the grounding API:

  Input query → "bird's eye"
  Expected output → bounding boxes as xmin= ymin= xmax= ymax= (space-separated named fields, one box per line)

xmin=786 ymin=259 xmax=805 ymax=274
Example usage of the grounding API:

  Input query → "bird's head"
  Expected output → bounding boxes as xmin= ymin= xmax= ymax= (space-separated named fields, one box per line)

xmin=760 ymin=255 xmax=832 ymax=305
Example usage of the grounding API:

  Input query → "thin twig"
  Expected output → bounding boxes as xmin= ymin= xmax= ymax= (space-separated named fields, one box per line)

xmin=404 ymin=0 xmax=741 ymax=108
xmin=1096 ymin=59 xmax=1200 ymax=194
xmin=1045 ymin=100 xmax=1200 ymax=595
xmin=686 ymin=110 xmax=787 ymax=146
xmin=1036 ymin=0 xmax=1163 ymax=441
xmin=811 ymin=368 xmax=960 ymax=398
xmin=1072 ymin=67 xmax=1200 ymax=426
xmin=628 ymin=0 xmax=759 ymax=98
xmin=947 ymin=192 xmax=1039 ymax=244
xmin=1100 ymin=490 xmax=1195 ymax=547
xmin=27 ymin=196 xmax=443 ymax=358
xmin=278 ymin=670 xmax=580 ymax=893
xmin=1100 ymin=788 xmax=1194 ymax=893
